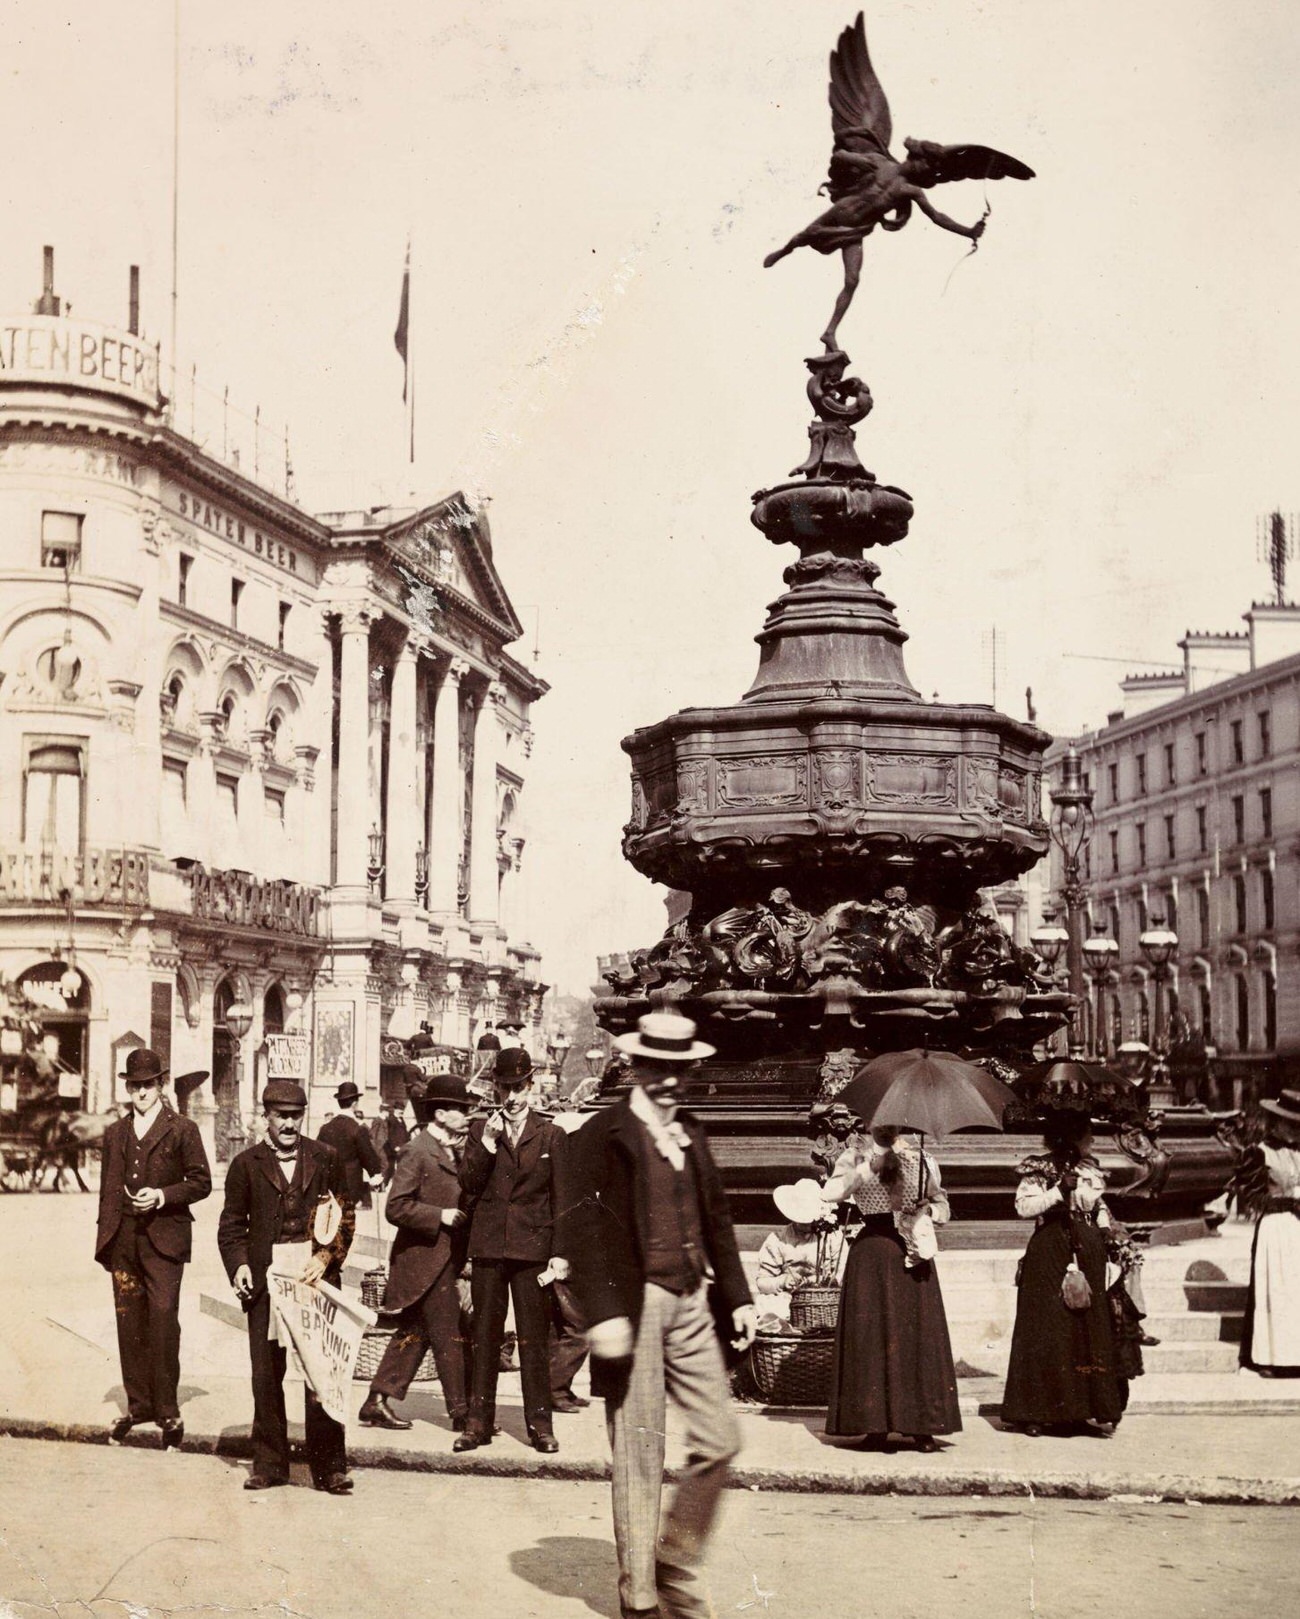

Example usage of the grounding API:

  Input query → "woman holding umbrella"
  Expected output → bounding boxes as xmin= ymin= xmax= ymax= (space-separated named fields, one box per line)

xmin=1001 ymin=1109 xmax=1125 ymax=1436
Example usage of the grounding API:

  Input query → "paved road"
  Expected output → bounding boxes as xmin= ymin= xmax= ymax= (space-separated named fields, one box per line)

xmin=0 ymin=1438 xmax=1292 ymax=1619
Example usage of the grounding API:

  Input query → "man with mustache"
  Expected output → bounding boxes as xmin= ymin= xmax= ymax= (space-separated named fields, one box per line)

xmin=455 ymin=1046 xmax=565 ymax=1453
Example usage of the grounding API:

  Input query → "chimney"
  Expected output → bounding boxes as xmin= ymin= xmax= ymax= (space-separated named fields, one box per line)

xmin=128 ymin=266 xmax=140 ymax=335
xmin=34 ymin=245 xmax=61 ymax=317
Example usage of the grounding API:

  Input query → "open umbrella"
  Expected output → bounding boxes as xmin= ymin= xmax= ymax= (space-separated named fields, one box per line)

xmin=837 ymin=1048 xmax=1018 ymax=1139
xmin=1019 ymin=1059 xmax=1128 ymax=1117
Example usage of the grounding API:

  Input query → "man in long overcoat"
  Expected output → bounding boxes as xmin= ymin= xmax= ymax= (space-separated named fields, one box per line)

xmin=217 ymin=1080 xmax=354 ymax=1492
xmin=357 ymin=1073 xmax=474 ymax=1434
xmin=96 ymin=1047 xmax=211 ymax=1446
xmin=316 ymin=1081 xmax=384 ymax=1208
xmin=560 ymin=1012 xmax=756 ymax=1619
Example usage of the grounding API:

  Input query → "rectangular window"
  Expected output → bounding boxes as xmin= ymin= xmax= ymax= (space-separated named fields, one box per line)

xmin=1164 ymin=814 xmax=1176 ymax=860
xmin=1195 ymin=732 xmax=1207 ymax=775
xmin=1259 ymin=711 xmax=1272 ymax=758
xmin=161 ymin=761 xmax=187 ymax=853
xmin=216 ymin=773 xmax=239 ymax=820
xmin=1196 ymin=804 xmax=1208 ymax=854
xmin=1164 ymin=742 xmax=1176 ymax=786
xmin=1231 ymin=719 xmax=1244 ymax=765
xmin=1165 ymin=892 xmax=1178 ymax=937
xmin=1260 ymin=787 xmax=1273 ymax=840
xmin=1107 ymin=762 xmax=1119 ymax=803
xmin=1197 ymin=885 xmax=1210 ymax=948
xmin=278 ymin=601 xmax=291 ymax=652
xmin=1136 ymin=895 xmax=1149 ymax=935
xmin=1233 ymin=873 xmax=1247 ymax=934
xmin=22 ymin=741 xmax=84 ymax=853
xmin=41 ymin=511 xmax=83 ymax=570
xmin=163 ymin=760 xmax=187 ymax=810
xmin=230 ymin=578 xmax=244 ymax=631
xmin=1108 ymin=903 xmax=1121 ymax=945
xmin=1136 ymin=823 xmax=1147 ymax=865
xmin=1232 ymin=794 xmax=1245 ymax=844
xmin=1262 ymin=868 xmax=1275 ymax=931
xmin=1109 ymin=829 xmax=1119 ymax=875
xmin=178 ymin=553 xmax=193 ymax=607
xmin=1135 ymin=753 xmax=1147 ymax=796
xmin=265 ymin=788 xmax=286 ymax=824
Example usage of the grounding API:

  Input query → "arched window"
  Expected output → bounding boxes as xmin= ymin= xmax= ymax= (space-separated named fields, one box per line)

xmin=1198 ymin=983 xmax=1213 ymax=1043
xmin=1137 ymin=990 xmax=1151 ymax=1044
xmin=1264 ymin=973 xmax=1277 ymax=1051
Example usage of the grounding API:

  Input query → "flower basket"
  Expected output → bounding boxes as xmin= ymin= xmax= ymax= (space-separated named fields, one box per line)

xmin=789 ymin=1282 xmax=841 ymax=1332
xmin=749 ymin=1335 xmax=835 ymax=1407
xmin=353 ymin=1324 xmax=439 ymax=1384
xmin=360 ymin=1267 xmax=388 ymax=1310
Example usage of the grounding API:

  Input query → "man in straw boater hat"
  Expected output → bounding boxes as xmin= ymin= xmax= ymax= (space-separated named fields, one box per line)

xmin=316 ymin=1080 xmax=385 ymax=1210
xmin=95 ymin=1047 xmax=212 ymax=1447
xmin=358 ymin=1071 xmax=475 ymax=1436
xmin=560 ymin=1011 xmax=757 ymax=1619
xmin=217 ymin=1080 xmax=354 ymax=1492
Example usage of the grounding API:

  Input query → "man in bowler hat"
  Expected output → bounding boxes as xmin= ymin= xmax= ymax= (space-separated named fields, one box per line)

xmin=561 ymin=1012 xmax=756 ymax=1619
xmin=217 ymin=1080 xmax=355 ymax=1492
xmin=456 ymin=1045 xmax=566 ymax=1453
xmin=96 ymin=1048 xmax=212 ymax=1446
xmin=358 ymin=1072 xmax=474 ymax=1434
xmin=316 ymin=1081 xmax=384 ymax=1209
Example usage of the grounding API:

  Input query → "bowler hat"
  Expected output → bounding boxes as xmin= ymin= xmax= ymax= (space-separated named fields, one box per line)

xmin=120 ymin=1048 xmax=168 ymax=1084
xmin=262 ymin=1079 xmax=308 ymax=1111
xmin=494 ymin=1047 xmax=533 ymax=1083
xmin=1261 ymin=1091 xmax=1300 ymax=1126
xmin=614 ymin=1011 xmax=715 ymax=1063
xmin=335 ymin=1081 xmax=361 ymax=1106
xmin=413 ymin=1072 xmax=470 ymax=1113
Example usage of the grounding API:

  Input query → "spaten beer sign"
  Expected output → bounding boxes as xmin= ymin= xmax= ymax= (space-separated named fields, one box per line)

xmin=0 ymin=317 xmax=161 ymax=409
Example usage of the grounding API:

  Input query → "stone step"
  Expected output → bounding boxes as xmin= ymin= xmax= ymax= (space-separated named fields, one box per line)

xmin=1143 ymin=1311 xmax=1243 ymax=1343
xmin=948 ymin=1338 xmax=1245 ymax=1379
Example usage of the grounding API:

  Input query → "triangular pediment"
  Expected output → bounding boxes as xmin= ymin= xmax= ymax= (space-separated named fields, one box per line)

xmin=384 ymin=494 xmax=523 ymax=643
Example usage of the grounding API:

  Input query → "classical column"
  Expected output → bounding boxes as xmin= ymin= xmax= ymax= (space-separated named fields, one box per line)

xmin=387 ymin=634 xmax=424 ymax=904
xmin=428 ymin=658 xmax=467 ymax=914
xmin=335 ymin=606 xmax=373 ymax=889
xmin=468 ymin=681 xmax=504 ymax=926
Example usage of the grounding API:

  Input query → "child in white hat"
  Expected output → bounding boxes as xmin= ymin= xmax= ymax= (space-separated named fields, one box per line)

xmin=754 ymin=1179 xmax=844 ymax=1319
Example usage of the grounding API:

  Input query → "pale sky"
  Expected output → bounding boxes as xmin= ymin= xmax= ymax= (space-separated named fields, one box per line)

xmin=2 ymin=2 xmax=1297 ymax=994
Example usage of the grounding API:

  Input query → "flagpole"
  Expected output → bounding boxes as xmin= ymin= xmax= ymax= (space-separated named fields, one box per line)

xmin=169 ymin=0 xmax=181 ymax=423
xmin=407 ymin=227 xmax=416 ymax=479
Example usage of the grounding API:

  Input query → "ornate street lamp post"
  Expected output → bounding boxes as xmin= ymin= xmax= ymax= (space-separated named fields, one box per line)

xmin=1083 ymin=931 xmax=1120 ymax=1059
xmin=1030 ymin=917 xmax=1069 ymax=1054
xmin=1139 ymin=918 xmax=1180 ymax=1108
xmin=584 ymin=1043 xmax=606 ymax=1078
xmin=1047 ymin=746 xmax=1095 ymax=1055
xmin=548 ymin=1029 xmax=572 ymax=1086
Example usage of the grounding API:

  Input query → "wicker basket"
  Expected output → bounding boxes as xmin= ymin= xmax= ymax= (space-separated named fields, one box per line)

xmin=789 ymin=1283 xmax=841 ymax=1331
xmin=353 ymin=1324 xmax=439 ymax=1384
xmin=361 ymin=1268 xmax=388 ymax=1310
xmin=749 ymin=1335 xmax=834 ymax=1407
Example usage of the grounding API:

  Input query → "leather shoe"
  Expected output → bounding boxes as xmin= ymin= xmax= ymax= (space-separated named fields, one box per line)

xmin=453 ymin=1428 xmax=490 ymax=1452
xmin=314 ymin=1473 xmax=354 ymax=1495
xmin=243 ymin=1474 xmax=287 ymax=1491
xmin=551 ymin=1393 xmax=590 ymax=1413
xmin=1139 ymin=1333 xmax=1161 ymax=1347
xmin=108 ymin=1416 xmax=142 ymax=1444
xmin=530 ymin=1433 xmax=560 ymax=1454
xmin=358 ymin=1392 xmax=412 ymax=1430
xmin=160 ymin=1419 xmax=184 ymax=1449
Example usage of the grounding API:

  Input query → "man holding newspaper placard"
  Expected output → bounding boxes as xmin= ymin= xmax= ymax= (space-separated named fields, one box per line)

xmin=217 ymin=1079 xmax=369 ymax=1494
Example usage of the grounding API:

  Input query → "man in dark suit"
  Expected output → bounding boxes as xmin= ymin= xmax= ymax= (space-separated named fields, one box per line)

xmin=316 ymin=1082 xmax=384 ymax=1209
xmin=96 ymin=1048 xmax=211 ymax=1447
xmin=456 ymin=1046 xmax=565 ymax=1454
xmin=357 ymin=1073 xmax=473 ymax=1434
xmin=561 ymin=1012 xmax=756 ymax=1619
xmin=217 ymin=1080 xmax=355 ymax=1493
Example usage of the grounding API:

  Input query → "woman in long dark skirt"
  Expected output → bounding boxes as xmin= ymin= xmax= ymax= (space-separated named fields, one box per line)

xmin=1001 ymin=1111 xmax=1125 ymax=1437
xmin=823 ymin=1127 xmax=961 ymax=1451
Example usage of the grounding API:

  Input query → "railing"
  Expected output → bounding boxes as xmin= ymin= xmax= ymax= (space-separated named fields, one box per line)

xmin=0 ymin=847 xmax=150 ymax=908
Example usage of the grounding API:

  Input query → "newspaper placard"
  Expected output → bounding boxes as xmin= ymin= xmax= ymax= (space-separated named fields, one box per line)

xmin=265 ymin=1032 xmax=310 ymax=1080
xmin=267 ymin=1268 xmax=377 ymax=1426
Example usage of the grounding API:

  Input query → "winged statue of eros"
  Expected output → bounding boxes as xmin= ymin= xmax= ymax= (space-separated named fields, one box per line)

xmin=765 ymin=12 xmax=1035 ymax=349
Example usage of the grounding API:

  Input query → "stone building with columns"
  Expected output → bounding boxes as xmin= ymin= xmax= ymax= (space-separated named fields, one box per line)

xmin=0 ymin=289 xmax=546 ymax=1162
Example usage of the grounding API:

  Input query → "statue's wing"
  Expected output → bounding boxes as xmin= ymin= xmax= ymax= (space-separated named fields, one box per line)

xmin=924 ymin=142 xmax=1035 ymax=185
xmin=828 ymin=12 xmax=892 ymax=154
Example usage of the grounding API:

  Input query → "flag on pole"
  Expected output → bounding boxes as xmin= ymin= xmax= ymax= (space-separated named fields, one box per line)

xmin=395 ymin=242 xmax=411 ymax=403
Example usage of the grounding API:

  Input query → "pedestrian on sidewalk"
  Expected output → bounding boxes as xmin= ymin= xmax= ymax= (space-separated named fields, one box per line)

xmin=822 ymin=1127 xmax=960 ymax=1452
xmin=317 ymin=1082 xmax=385 ymax=1211
xmin=561 ymin=1011 xmax=756 ymax=1619
xmin=754 ymin=1179 xmax=847 ymax=1321
xmin=548 ymin=1274 xmax=591 ymax=1412
xmin=95 ymin=1048 xmax=212 ymax=1448
xmin=1001 ymin=1109 xmax=1125 ymax=1437
xmin=1240 ymin=1090 xmax=1300 ymax=1376
xmin=358 ymin=1072 xmax=475 ymax=1434
xmin=216 ymin=1080 xmax=355 ymax=1494
xmin=456 ymin=1047 xmax=566 ymax=1454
